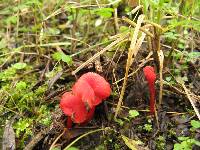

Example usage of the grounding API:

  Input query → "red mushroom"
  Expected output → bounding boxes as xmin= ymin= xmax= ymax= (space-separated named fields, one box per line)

xmin=72 ymin=79 xmax=95 ymax=109
xmin=60 ymin=92 xmax=90 ymax=128
xmin=80 ymin=107 xmax=95 ymax=126
xmin=80 ymin=72 xmax=111 ymax=102
xmin=60 ymin=72 xmax=111 ymax=128
xmin=73 ymin=72 xmax=111 ymax=107
xmin=143 ymin=66 xmax=156 ymax=114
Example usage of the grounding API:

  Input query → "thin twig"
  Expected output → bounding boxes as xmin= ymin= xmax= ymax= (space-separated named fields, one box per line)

xmin=157 ymin=50 xmax=164 ymax=105
xmin=72 ymin=33 xmax=128 ymax=75
xmin=114 ymin=8 xmax=119 ymax=32
xmin=181 ymin=82 xmax=200 ymax=120
xmin=49 ymin=129 xmax=66 ymax=150
xmin=64 ymin=128 xmax=110 ymax=150
xmin=113 ymin=52 xmax=153 ymax=84
xmin=122 ymin=16 xmax=154 ymax=38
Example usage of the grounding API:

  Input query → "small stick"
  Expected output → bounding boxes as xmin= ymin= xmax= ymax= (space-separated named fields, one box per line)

xmin=49 ymin=128 xmax=66 ymax=150
xmin=181 ymin=82 xmax=200 ymax=120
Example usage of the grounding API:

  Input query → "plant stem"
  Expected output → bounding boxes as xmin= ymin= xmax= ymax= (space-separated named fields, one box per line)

xmin=67 ymin=117 xmax=73 ymax=129
xmin=149 ymin=84 xmax=155 ymax=114
xmin=64 ymin=128 xmax=110 ymax=150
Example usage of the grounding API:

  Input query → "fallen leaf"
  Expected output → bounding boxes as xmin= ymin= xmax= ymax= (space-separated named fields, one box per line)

xmin=121 ymin=135 xmax=149 ymax=150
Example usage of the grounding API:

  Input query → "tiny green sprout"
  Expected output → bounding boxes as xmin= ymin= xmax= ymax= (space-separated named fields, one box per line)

xmin=128 ymin=110 xmax=139 ymax=119
xmin=156 ymin=136 xmax=165 ymax=150
xmin=143 ymin=124 xmax=152 ymax=132
xmin=12 ymin=62 xmax=27 ymax=70
xmin=52 ymin=52 xmax=73 ymax=66
xmin=16 ymin=81 xmax=27 ymax=90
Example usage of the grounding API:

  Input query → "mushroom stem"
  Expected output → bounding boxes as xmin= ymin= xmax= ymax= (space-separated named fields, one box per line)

xmin=149 ymin=83 xmax=155 ymax=114
xmin=66 ymin=117 xmax=73 ymax=129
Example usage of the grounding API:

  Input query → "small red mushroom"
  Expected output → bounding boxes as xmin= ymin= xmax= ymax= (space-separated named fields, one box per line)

xmin=80 ymin=107 xmax=95 ymax=126
xmin=60 ymin=92 xmax=89 ymax=128
xmin=72 ymin=72 xmax=111 ymax=108
xmin=72 ymin=79 xmax=96 ymax=109
xmin=60 ymin=72 xmax=111 ymax=128
xmin=143 ymin=66 xmax=156 ymax=115
xmin=80 ymin=72 xmax=111 ymax=102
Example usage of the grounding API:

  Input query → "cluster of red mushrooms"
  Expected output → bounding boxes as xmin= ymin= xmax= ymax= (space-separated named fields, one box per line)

xmin=60 ymin=66 xmax=156 ymax=128
xmin=60 ymin=72 xmax=111 ymax=128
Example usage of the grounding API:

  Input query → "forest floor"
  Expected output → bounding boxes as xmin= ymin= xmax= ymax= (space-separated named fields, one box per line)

xmin=0 ymin=1 xmax=200 ymax=150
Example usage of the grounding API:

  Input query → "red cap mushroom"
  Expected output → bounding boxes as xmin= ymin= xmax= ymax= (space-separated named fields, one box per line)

xmin=73 ymin=72 xmax=111 ymax=107
xmin=72 ymin=79 xmax=96 ymax=109
xmin=60 ymin=72 xmax=111 ymax=128
xmin=143 ymin=66 xmax=156 ymax=114
xmin=60 ymin=92 xmax=89 ymax=128
xmin=80 ymin=72 xmax=111 ymax=101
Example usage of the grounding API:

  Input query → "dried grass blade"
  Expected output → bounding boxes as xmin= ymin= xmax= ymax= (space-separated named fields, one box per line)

xmin=114 ymin=15 xmax=146 ymax=119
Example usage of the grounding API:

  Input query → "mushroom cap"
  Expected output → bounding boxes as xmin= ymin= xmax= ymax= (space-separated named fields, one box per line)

xmin=60 ymin=92 xmax=88 ymax=123
xmin=143 ymin=66 xmax=156 ymax=83
xmin=72 ymin=79 xmax=95 ymax=108
xmin=79 ymin=72 xmax=111 ymax=104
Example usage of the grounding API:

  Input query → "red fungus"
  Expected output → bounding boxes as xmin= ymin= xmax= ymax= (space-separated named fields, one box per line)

xmin=72 ymin=79 xmax=95 ymax=109
xmin=143 ymin=66 xmax=156 ymax=114
xmin=60 ymin=92 xmax=89 ymax=128
xmin=80 ymin=107 xmax=95 ymax=126
xmin=80 ymin=72 xmax=111 ymax=102
xmin=72 ymin=72 xmax=111 ymax=107
xmin=60 ymin=72 xmax=111 ymax=128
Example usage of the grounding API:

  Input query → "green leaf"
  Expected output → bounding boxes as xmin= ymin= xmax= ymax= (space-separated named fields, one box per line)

xmin=193 ymin=140 xmax=200 ymax=146
xmin=61 ymin=54 xmax=72 ymax=65
xmin=128 ymin=110 xmax=139 ymax=119
xmin=46 ymin=27 xmax=60 ymax=35
xmin=52 ymin=52 xmax=73 ymax=65
xmin=66 ymin=147 xmax=79 ymax=150
xmin=191 ymin=120 xmax=200 ymax=129
xmin=178 ymin=136 xmax=190 ymax=141
xmin=143 ymin=124 xmax=152 ymax=132
xmin=173 ymin=143 xmax=182 ymax=150
xmin=165 ymin=76 xmax=172 ymax=82
xmin=114 ymin=118 xmax=124 ymax=126
xmin=5 ymin=16 xmax=17 ymax=25
xmin=52 ymin=52 xmax=62 ymax=61
xmin=94 ymin=8 xmax=114 ymax=18
xmin=12 ymin=63 xmax=27 ymax=70
xmin=51 ymin=148 xmax=61 ymax=150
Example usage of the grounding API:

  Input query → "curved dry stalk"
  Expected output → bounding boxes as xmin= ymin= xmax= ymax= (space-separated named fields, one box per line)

xmin=122 ymin=16 xmax=154 ymax=38
xmin=113 ymin=52 xmax=153 ymax=84
xmin=131 ymin=5 xmax=143 ymax=14
xmin=157 ymin=50 xmax=164 ymax=105
xmin=114 ymin=15 xmax=147 ymax=119
xmin=181 ymin=83 xmax=200 ymax=120
xmin=64 ymin=128 xmax=110 ymax=150
xmin=49 ymin=128 xmax=66 ymax=150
